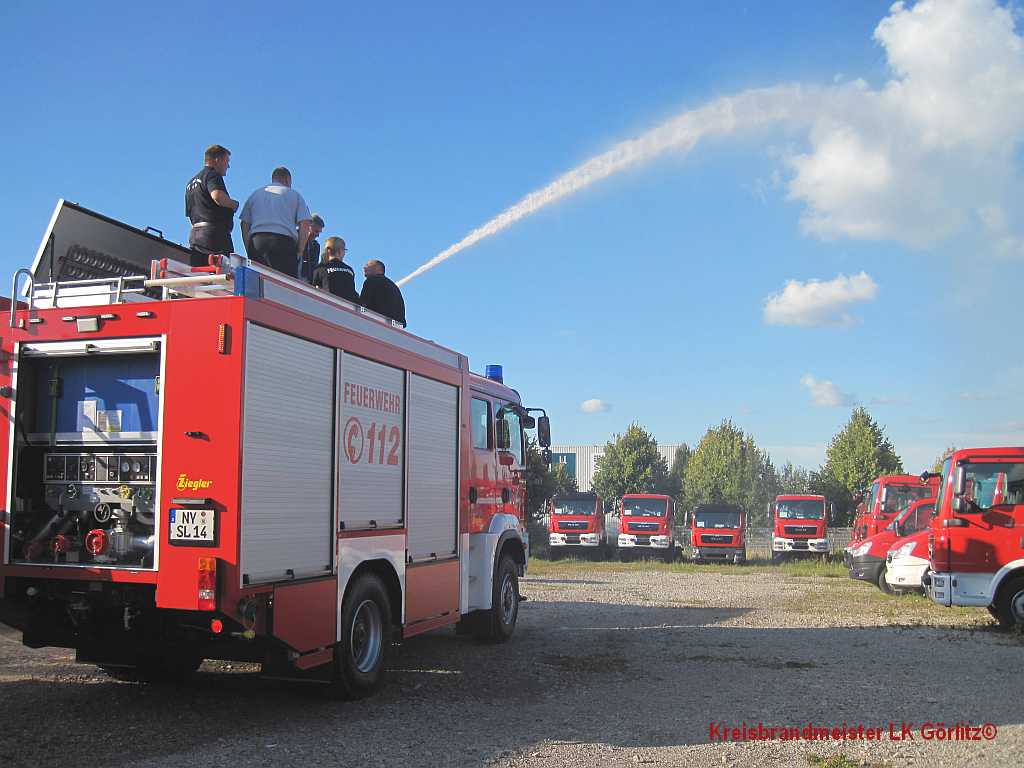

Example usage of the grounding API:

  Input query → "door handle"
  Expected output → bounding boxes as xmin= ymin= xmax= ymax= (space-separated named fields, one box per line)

xmin=469 ymin=487 xmax=478 ymax=504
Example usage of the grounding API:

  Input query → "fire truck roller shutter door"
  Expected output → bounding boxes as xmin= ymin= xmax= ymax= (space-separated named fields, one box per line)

xmin=339 ymin=353 xmax=405 ymax=530
xmin=240 ymin=324 xmax=335 ymax=584
xmin=406 ymin=374 xmax=458 ymax=561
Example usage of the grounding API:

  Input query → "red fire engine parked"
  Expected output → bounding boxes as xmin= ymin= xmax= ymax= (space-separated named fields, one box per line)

xmin=770 ymin=495 xmax=829 ymax=562
xmin=687 ymin=503 xmax=745 ymax=564
xmin=925 ymin=447 xmax=1024 ymax=629
xmin=547 ymin=492 xmax=605 ymax=557
xmin=0 ymin=202 xmax=552 ymax=698
xmin=615 ymin=493 xmax=676 ymax=562
xmin=844 ymin=474 xmax=938 ymax=566
xmin=847 ymin=497 xmax=935 ymax=593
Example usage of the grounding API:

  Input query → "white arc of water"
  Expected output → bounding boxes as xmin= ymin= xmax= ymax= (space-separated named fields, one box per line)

xmin=398 ymin=85 xmax=812 ymax=286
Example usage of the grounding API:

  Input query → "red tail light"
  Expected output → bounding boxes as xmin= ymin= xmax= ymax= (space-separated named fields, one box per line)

xmin=85 ymin=529 xmax=108 ymax=555
xmin=51 ymin=534 xmax=70 ymax=554
xmin=197 ymin=557 xmax=217 ymax=611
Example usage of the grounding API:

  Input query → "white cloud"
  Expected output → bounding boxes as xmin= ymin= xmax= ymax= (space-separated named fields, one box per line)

xmin=801 ymin=374 xmax=856 ymax=407
xmin=764 ymin=272 xmax=878 ymax=327
xmin=580 ymin=399 xmax=611 ymax=414
xmin=786 ymin=0 xmax=1024 ymax=250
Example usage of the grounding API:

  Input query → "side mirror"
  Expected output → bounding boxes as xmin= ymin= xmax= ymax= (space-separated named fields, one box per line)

xmin=542 ymin=448 xmax=551 ymax=466
xmin=954 ymin=465 xmax=966 ymax=495
xmin=522 ymin=414 xmax=536 ymax=430
xmin=496 ymin=418 xmax=510 ymax=450
xmin=537 ymin=416 xmax=551 ymax=448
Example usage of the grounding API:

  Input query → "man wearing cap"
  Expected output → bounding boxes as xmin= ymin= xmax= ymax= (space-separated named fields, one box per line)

xmin=312 ymin=237 xmax=359 ymax=302
xmin=300 ymin=213 xmax=325 ymax=283
xmin=185 ymin=144 xmax=239 ymax=266
xmin=239 ymin=166 xmax=313 ymax=277
xmin=359 ymin=259 xmax=406 ymax=327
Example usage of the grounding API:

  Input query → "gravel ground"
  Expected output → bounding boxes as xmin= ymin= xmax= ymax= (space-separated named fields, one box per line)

xmin=1 ymin=562 xmax=1021 ymax=768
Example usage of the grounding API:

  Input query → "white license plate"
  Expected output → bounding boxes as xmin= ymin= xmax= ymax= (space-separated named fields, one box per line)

xmin=169 ymin=508 xmax=215 ymax=543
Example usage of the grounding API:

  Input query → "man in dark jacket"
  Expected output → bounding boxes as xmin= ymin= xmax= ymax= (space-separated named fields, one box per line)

xmin=360 ymin=260 xmax=406 ymax=327
xmin=311 ymin=237 xmax=359 ymax=302
xmin=185 ymin=144 xmax=239 ymax=266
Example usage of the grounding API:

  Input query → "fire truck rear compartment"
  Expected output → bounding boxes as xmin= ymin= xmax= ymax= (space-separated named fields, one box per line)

xmin=8 ymin=344 xmax=160 ymax=570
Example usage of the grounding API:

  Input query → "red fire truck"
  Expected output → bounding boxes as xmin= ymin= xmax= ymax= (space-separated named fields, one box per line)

xmin=0 ymin=201 xmax=551 ymax=698
xmin=547 ymin=492 xmax=605 ymax=557
xmin=770 ymin=494 xmax=829 ymax=562
xmin=615 ymin=493 xmax=676 ymax=561
xmin=687 ymin=503 xmax=745 ymax=564
xmin=925 ymin=447 xmax=1024 ymax=629
xmin=853 ymin=474 xmax=938 ymax=542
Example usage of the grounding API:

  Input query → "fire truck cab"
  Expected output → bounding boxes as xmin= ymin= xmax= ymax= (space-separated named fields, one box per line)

xmin=547 ymin=491 xmax=605 ymax=557
xmin=616 ymin=493 xmax=676 ymax=562
xmin=925 ymin=447 xmax=1024 ymax=629
xmin=687 ymin=503 xmax=745 ymax=564
xmin=0 ymin=201 xmax=552 ymax=698
xmin=770 ymin=494 xmax=829 ymax=561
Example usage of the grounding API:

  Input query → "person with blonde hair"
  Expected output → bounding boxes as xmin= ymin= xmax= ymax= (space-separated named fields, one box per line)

xmin=311 ymin=236 xmax=358 ymax=302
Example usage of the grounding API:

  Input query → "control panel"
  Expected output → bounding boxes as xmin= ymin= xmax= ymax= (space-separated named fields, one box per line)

xmin=44 ymin=452 xmax=156 ymax=485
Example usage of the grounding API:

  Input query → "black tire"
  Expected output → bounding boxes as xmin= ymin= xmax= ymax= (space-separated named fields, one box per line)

xmin=333 ymin=573 xmax=392 ymax=699
xmin=991 ymin=576 xmax=1024 ymax=631
xmin=619 ymin=549 xmax=632 ymax=563
xmin=549 ymin=548 xmax=563 ymax=561
xmin=663 ymin=546 xmax=676 ymax=564
xmin=771 ymin=551 xmax=783 ymax=564
xmin=475 ymin=555 xmax=519 ymax=643
xmin=876 ymin=566 xmax=893 ymax=594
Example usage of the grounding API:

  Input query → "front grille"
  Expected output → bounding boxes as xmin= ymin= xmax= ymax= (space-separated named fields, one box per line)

xmin=701 ymin=534 xmax=732 ymax=544
xmin=634 ymin=535 xmax=652 ymax=545
xmin=628 ymin=522 xmax=659 ymax=532
xmin=565 ymin=534 xmax=580 ymax=544
xmin=792 ymin=540 xmax=809 ymax=549
xmin=559 ymin=520 xmax=589 ymax=531
xmin=784 ymin=525 xmax=817 ymax=536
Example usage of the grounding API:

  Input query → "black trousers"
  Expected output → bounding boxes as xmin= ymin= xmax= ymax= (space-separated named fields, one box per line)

xmin=188 ymin=224 xmax=234 ymax=267
xmin=249 ymin=233 xmax=298 ymax=278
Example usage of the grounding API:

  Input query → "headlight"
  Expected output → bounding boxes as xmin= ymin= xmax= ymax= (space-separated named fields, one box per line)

xmin=851 ymin=541 xmax=872 ymax=557
xmin=893 ymin=542 xmax=916 ymax=558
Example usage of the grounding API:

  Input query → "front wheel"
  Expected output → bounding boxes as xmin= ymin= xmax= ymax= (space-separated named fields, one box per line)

xmin=475 ymin=554 xmax=519 ymax=643
xmin=333 ymin=573 xmax=392 ymax=699
xmin=991 ymin=576 xmax=1024 ymax=631
xmin=876 ymin=566 xmax=893 ymax=594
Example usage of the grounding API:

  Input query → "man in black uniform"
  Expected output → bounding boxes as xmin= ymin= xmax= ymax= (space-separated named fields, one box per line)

xmin=359 ymin=259 xmax=406 ymax=327
xmin=311 ymin=237 xmax=359 ymax=302
xmin=185 ymin=144 xmax=239 ymax=267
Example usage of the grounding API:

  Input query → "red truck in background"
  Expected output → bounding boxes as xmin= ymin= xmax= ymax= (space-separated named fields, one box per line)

xmin=616 ymin=493 xmax=676 ymax=562
xmin=847 ymin=498 xmax=935 ymax=593
xmin=845 ymin=474 xmax=938 ymax=566
xmin=770 ymin=495 xmax=829 ymax=562
xmin=0 ymin=201 xmax=551 ymax=698
xmin=548 ymin=492 xmax=605 ymax=558
xmin=885 ymin=521 xmax=934 ymax=593
xmin=925 ymin=447 xmax=1024 ymax=629
xmin=687 ymin=503 xmax=745 ymax=564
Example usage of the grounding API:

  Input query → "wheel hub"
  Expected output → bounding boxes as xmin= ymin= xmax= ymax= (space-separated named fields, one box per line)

xmin=350 ymin=599 xmax=383 ymax=673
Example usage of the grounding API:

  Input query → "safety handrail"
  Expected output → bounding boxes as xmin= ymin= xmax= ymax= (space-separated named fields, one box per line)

xmin=10 ymin=268 xmax=34 ymax=328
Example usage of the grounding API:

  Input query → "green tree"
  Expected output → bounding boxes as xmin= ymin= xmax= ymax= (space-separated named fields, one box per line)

xmin=778 ymin=462 xmax=814 ymax=494
xmin=591 ymin=423 xmax=670 ymax=506
xmin=683 ymin=420 xmax=779 ymax=525
xmin=525 ymin=437 xmax=577 ymax=523
xmin=931 ymin=445 xmax=957 ymax=473
xmin=817 ymin=407 xmax=903 ymax=524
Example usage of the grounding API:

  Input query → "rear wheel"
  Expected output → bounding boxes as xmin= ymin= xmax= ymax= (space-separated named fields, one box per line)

xmin=475 ymin=554 xmax=519 ymax=643
xmin=333 ymin=573 xmax=392 ymax=699
xmin=991 ymin=576 xmax=1024 ymax=631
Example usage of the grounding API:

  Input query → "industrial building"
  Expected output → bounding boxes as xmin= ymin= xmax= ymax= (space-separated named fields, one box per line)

xmin=549 ymin=443 xmax=683 ymax=493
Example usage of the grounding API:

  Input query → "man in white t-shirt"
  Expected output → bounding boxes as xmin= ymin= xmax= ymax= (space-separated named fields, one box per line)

xmin=240 ymin=167 xmax=313 ymax=277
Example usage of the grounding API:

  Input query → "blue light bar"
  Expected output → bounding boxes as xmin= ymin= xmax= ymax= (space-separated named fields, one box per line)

xmin=485 ymin=364 xmax=503 ymax=383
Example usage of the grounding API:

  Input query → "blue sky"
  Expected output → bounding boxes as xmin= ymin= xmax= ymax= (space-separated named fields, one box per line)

xmin=2 ymin=0 xmax=1021 ymax=472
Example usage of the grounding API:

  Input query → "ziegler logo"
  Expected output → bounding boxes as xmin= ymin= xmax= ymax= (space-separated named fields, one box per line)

xmin=176 ymin=473 xmax=213 ymax=491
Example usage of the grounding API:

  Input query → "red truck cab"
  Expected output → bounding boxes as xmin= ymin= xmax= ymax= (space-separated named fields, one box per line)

xmin=548 ymin=492 xmax=605 ymax=557
xmin=770 ymin=495 xmax=829 ymax=561
xmin=845 ymin=474 xmax=938 ymax=565
xmin=688 ymin=503 xmax=745 ymax=564
xmin=847 ymin=497 xmax=935 ymax=592
xmin=616 ymin=494 xmax=676 ymax=562
xmin=925 ymin=447 xmax=1024 ymax=629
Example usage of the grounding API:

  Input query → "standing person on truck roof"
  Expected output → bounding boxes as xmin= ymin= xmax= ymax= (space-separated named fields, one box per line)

xmin=360 ymin=259 xmax=406 ymax=327
xmin=311 ymin=236 xmax=359 ymax=302
xmin=239 ymin=167 xmax=313 ymax=278
xmin=299 ymin=213 xmax=325 ymax=283
xmin=185 ymin=144 xmax=239 ymax=266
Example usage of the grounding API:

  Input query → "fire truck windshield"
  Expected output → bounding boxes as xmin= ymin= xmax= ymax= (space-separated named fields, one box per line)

xmin=622 ymin=498 xmax=668 ymax=517
xmin=882 ymin=485 xmax=933 ymax=516
xmin=554 ymin=500 xmax=595 ymax=516
xmin=776 ymin=499 xmax=824 ymax=519
xmin=694 ymin=510 xmax=741 ymax=528
xmin=956 ymin=461 xmax=1024 ymax=511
